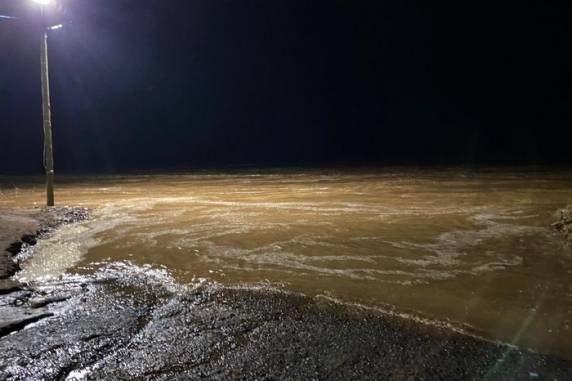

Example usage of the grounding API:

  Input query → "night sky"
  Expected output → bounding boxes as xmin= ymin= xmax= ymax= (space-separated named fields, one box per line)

xmin=1 ymin=0 xmax=571 ymax=173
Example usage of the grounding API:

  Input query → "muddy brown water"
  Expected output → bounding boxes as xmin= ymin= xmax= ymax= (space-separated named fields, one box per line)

xmin=1 ymin=168 xmax=572 ymax=360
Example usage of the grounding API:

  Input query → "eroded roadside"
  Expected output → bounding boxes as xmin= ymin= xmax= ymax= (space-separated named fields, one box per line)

xmin=0 ymin=207 xmax=89 ymax=279
xmin=0 ymin=207 xmax=89 ymax=337
xmin=1 ymin=209 xmax=572 ymax=380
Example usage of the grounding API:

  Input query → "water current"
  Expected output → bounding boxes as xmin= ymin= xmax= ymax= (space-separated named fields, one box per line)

xmin=2 ymin=168 xmax=571 ymax=359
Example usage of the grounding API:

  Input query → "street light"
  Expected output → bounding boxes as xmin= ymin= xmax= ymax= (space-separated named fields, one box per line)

xmin=1 ymin=1 xmax=60 ymax=207
xmin=31 ymin=0 xmax=53 ymax=5
xmin=32 ymin=0 xmax=56 ymax=206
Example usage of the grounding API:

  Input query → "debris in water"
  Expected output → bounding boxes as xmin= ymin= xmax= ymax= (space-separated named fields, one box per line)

xmin=551 ymin=205 xmax=572 ymax=241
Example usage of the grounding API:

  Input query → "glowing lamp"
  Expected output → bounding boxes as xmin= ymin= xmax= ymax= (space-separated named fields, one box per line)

xmin=31 ymin=0 xmax=53 ymax=5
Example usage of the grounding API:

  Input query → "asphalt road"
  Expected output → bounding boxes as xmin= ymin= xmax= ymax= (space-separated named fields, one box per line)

xmin=1 ymin=264 xmax=571 ymax=381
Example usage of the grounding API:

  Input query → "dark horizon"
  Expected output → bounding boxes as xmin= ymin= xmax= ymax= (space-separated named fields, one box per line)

xmin=1 ymin=0 xmax=571 ymax=174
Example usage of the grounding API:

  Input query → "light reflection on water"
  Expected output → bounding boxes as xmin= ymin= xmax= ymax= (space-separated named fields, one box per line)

xmin=2 ymin=169 xmax=572 ymax=359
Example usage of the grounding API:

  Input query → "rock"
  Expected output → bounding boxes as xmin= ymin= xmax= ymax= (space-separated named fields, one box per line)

xmin=0 ymin=279 xmax=23 ymax=295
xmin=29 ymin=295 xmax=70 ymax=309
xmin=5 ymin=241 xmax=23 ymax=255
xmin=0 ymin=256 xmax=20 ymax=280
xmin=39 ymin=206 xmax=90 ymax=228
xmin=20 ymin=234 xmax=37 ymax=246
xmin=0 ymin=312 xmax=53 ymax=337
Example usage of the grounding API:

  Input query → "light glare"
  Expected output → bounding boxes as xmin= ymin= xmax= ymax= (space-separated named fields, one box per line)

xmin=31 ymin=0 xmax=52 ymax=5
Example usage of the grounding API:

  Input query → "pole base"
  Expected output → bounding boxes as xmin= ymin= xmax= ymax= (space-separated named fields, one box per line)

xmin=46 ymin=171 xmax=54 ymax=207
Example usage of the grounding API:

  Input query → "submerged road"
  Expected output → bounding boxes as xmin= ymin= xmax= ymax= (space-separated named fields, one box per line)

xmin=1 ymin=205 xmax=572 ymax=379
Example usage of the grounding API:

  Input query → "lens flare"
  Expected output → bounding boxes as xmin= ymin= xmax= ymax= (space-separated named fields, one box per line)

xmin=31 ymin=0 xmax=53 ymax=5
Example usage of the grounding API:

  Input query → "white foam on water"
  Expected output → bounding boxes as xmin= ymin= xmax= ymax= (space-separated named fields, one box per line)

xmin=14 ymin=202 xmax=144 ymax=282
xmin=383 ymin=213 xmax=543 ymax=275
xmin=311 ymin=292 xmax=520 ymax=350
xmin=12 ymin=195 xmax=549 ymax=287
xmin=196 ymin=242 xmax=454 ymax=284
xmin=99 ymin=195 xmax=416 ymax=216
xmin=16 ymin=223 xmax=99 ymax=282
xmin=91 ymin=261 xmax=186 ymax=293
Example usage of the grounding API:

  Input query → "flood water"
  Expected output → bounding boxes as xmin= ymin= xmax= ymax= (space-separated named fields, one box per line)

xmin=2 ymin=168 xmax=572 ymax=359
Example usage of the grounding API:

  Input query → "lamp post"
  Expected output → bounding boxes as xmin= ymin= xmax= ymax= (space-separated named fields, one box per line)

xmin=1 ymin=0 xmax=61 ymax=206
xmin=33 ymin=0 xmax=55 ymax=206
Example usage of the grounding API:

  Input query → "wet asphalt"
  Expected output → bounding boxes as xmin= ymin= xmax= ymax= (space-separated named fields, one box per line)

xmin=1 ymin=266 xmax=571 ymax=381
